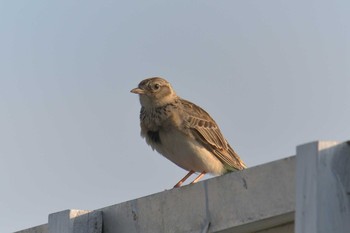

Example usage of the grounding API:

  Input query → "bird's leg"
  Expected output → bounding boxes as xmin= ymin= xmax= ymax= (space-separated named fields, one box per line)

xmin=190 ymin=171 xmax=206 ymax=184
xmin=173 ymin=170 xmax=195 ymax=188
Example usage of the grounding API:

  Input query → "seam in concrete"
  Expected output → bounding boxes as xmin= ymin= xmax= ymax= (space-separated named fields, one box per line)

xmin=203 ymin=181 xmax=211 ymax=233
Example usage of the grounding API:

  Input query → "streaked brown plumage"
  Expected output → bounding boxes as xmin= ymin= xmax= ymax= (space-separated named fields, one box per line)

xmin=131 ymin=77 xmax=246 ymax=188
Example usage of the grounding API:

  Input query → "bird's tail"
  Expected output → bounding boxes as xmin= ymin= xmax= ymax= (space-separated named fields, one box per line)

xmin=227 ymin=144 xmax=247 ymax=171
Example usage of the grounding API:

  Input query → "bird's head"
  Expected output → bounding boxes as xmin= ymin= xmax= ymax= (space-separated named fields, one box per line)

xmin=131 ymin=77 xmax=177 ymax=108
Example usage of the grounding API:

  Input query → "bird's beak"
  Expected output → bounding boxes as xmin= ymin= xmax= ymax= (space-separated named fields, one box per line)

xmin=130 ymin=87 xmax=145 ymax=94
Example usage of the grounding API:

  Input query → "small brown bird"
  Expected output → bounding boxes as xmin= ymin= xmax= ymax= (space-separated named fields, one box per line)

xmin=131 ymin=77 xmax=246 ymax=188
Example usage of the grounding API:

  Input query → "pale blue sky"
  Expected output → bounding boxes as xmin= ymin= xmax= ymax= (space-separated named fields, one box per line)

xmin=1 ymin=1 xmax=349 ymax=232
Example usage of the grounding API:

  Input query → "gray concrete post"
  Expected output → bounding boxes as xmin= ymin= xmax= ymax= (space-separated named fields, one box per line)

xmin=48 ymin=209 xmax=102 ymax=233
xmin=296 ymin=141 xmax=350 ymax=233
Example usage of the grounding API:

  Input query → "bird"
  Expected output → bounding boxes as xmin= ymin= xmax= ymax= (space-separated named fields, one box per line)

xmin=131 ymin=77 xmax=246 ymax=188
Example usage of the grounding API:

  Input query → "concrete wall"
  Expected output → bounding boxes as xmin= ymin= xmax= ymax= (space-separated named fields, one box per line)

xmin=99 ymin=156 xmax=295 ymax=233
xmin=16 ymin=141 xmax=350 ymax=233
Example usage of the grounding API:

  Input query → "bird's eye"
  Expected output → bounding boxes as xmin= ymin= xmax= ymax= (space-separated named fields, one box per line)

xmin=153 ymin=83 xmax=160 ymax=90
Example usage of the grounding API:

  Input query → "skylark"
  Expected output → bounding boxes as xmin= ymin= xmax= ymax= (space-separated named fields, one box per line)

xmin=131 ymin=77 xmax=246 ymax=188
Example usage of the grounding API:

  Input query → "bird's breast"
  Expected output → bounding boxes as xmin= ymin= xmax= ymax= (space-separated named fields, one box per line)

xmin=143 ymin=127 xmax=226 ymax=175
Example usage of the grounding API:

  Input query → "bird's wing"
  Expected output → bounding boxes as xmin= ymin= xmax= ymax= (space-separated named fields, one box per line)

xmin=180 ymin=99 xmax=246 ymax=171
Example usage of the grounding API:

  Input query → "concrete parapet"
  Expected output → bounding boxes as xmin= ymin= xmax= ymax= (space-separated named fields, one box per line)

xmin=99 ymin=156 xmax=295 ymax=233
xmin=16 ymin=141 xmax=350 ymax=233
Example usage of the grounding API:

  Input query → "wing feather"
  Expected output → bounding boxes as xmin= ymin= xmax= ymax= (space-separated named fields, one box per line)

xmin=180 ymin=99 xmax=246 ymax=171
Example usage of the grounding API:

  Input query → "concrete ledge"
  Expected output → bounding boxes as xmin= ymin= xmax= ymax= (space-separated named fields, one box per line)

xmin=18 ymin=141 xmax=349 ymax=233
xmin=100 ymin=156 xmax=295 ymax=233
xmin=15 ymin=156 xmax=295 ymax=233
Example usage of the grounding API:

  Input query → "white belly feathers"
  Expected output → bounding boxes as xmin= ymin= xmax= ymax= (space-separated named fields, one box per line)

xmin=145 ymin=128 xmax=226 ymax=175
